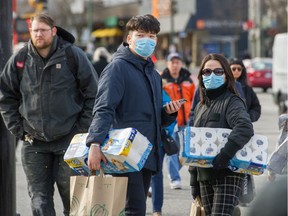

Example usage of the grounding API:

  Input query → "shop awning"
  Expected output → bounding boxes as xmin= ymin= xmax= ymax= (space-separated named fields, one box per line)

xmin=91 ymin=28 xmax=122 ymax=38
xmin=158 ymin=14 xmax=191 ymax=35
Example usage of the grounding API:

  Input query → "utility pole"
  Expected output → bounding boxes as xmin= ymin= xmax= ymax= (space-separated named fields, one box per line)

xmin=87 ymin=0 xmax=93 ymax=35
xmin=0 ymin=0 xmax=16 ymax=215
xmin=170 ymin=0 xmax=177 ymax=46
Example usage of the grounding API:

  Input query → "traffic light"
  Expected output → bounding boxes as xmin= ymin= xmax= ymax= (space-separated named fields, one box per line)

xmin=171 ymin=0 xmax=177 ymax=15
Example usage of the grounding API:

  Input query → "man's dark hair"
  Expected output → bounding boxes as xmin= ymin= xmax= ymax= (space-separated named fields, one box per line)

xmin=126 ymin=14 xmax=160 ymax=34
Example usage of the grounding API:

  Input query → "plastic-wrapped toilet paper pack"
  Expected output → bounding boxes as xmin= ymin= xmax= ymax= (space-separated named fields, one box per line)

xmin=189 ymin=143 xmax=201 ymax=156
xmin=217 ymin=128 xmax=232 ymax=144
xmin=244 ymin=138 xmax=252 ymax=147
xmin=251 ymin=135 xmax=268 ymax=151
xmin=251 ymin=150 xmax=268 ymax=164
xmin=201 ymin=143 xmax=218 ymax=157
xmin=189 ymin=127 xmax=201 ymax=143
xmin=64 ymin=128 xmax=153 ymax=175
xmin=201 ymin=128 xmax=217 ymax=143
xmin=235 ymin=147 xmax=253 ymax=161
xmin=182 ymin=126 xmax=268 ymax=175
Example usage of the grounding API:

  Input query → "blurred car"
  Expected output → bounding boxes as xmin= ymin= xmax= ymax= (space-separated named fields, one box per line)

xmin=244 ymin=58 xmax=272 ymax=92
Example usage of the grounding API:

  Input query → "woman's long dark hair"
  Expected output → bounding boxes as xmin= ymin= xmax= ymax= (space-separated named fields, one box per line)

xmin=198 ymin=53 xmax=238 ymax=104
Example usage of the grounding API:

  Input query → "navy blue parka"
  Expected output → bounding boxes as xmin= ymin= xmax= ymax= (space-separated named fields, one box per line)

xmin=86 ymin=43 xmax=177 ymax=172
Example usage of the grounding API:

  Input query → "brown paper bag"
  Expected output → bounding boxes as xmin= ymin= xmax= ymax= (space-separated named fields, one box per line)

xmin=70 ymin=171 xmax=128 ymax=216
xmin=190 ymin=196 xmax=206 ymax=216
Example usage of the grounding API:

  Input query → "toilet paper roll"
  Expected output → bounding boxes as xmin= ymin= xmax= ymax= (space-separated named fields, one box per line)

xmin=189 ymin=143 xmax=201 ymax=156
xmin=251 ymin=135 xmax=268 ymax=151
xmin=252 ymin=150 xmax=268 ymax=165
xmin=189 ymin=127 xmax=201 ymax=143
xmin=201 ymin=143 xmax=218 ymax=157
xmin=243 ymin=138 xmax=252 ymax=147
xmin=216 ymin=128 xmax=231 ymax=144
xmin=200 ymin=128 xmax=217 ymax=143
xmin=235 ymin=147 xmax=252 ymax=162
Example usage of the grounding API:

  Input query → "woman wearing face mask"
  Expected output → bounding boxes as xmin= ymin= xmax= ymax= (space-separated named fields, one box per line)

xmin=230 ymin=58 xmax=261 ymax=122
xmin=189 ymin=53 xmax=254 ymax=216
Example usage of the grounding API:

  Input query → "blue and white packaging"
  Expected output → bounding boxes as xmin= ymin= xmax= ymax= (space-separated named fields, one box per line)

xmin=64 ymin=128 xmax=153 ymax=175
xmin=181 ymin=127 xmax=268 ymax=175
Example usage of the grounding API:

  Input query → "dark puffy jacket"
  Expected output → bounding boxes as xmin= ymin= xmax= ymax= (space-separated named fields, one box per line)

xmin=230 ymin=59 xmax=261 ymax=122
xmin=86 ymin=42 xmax=176 ymax=172
xmin=193 ymin=85 xmax=254 ymax=181
xmin=0 ymin=28 xmax=98 ymax=141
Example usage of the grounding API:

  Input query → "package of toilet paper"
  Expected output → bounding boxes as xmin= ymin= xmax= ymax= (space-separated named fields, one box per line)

xmin=181 ymin=126 xmax=268 ymax=175
xmin=64 ymin=128 xmax=153 ymax=175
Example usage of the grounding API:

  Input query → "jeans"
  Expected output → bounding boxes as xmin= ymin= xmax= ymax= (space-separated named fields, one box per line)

xmin=150 ymin=146 xmax=166 ymax=212
xmin=166 ymin=128 xmax=183 ymax=182
xmin=21 ymin=132 xmax=75 ymax=216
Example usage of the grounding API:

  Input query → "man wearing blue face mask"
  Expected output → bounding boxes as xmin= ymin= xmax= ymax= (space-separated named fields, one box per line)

xmin=86 ymin=14 xmax=183 ymax=216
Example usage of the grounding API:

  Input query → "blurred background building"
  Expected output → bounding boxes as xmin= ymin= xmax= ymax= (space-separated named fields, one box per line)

xmin=13 ymin=0 xmax=287 ymax=66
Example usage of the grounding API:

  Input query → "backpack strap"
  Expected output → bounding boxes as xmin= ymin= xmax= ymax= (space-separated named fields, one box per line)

xmin=65 ymin=45 xmax=78 ymax=82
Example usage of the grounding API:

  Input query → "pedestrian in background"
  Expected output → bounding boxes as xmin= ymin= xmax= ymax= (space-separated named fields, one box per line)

xmin=189 ymin=53 xmax=254 ymax=215
xmin=92 ymin=46 xmax=112 ymax=77
xmin=86 ymin=14 xmax=181 ymax=216
xmin=0 ymin=13 xmax=98 ymax=216
xmin=230 ymin=58 xmax=261 ymax=122
xmin=161 ymin=52 xmax=196 ymax=189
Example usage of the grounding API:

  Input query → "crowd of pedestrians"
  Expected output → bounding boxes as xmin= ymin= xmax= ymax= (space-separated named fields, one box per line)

xmin=0 ymin=12 xmax=286 ymax=216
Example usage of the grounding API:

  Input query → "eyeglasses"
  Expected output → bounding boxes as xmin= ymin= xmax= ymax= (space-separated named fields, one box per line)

xmin=202 ymin=68 xmax=225 ymax=76
xmin=231 ymin=67 xmax=242 ymax=72
xmin=31 ymin=28 xmax=52 ymax=34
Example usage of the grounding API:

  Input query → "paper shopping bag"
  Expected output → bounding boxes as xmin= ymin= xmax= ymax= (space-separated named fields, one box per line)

xmin=70 ymin=171 xmax=128 ymax=216
xmin=190 ymin=196 xmax=206 ymax=216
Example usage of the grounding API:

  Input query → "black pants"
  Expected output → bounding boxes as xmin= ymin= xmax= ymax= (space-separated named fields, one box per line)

xmin=21 ymin=132 xmax=76 ymax=216
xmin=113 ymin=168 xmax=152 ymax=216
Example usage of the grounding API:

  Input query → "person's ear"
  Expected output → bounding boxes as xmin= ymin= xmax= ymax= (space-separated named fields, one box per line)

xmin=127 ymin=34 xmax=132 ymax=45
xmin=52 ymin=26 xmax=57 ymax=36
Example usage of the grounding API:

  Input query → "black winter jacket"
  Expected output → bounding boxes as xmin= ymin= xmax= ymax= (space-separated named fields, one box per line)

xmin=86 ymin=42 xmax=177 ymax=172
xmin=230 ymin=59 xmax=261 ymax=122
xmin=0 ymin=29 xmax=98 ymax=141
xmin=193 ymin=84 xmax=254 ymax=181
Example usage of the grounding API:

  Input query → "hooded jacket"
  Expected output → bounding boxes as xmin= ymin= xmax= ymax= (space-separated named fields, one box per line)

xmin=86 ymin=43 xmax=176 ymax=172
xmin=0 ymin=27 xmax=98 ymax=141
xmin=162 ymin=68 xmax=196 ymax=126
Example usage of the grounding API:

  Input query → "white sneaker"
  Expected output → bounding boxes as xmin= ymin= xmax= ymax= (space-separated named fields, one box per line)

xmin=170 ymin=180 xmax=182 ymax=189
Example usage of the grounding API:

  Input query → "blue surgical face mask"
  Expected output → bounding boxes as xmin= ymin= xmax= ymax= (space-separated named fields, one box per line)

xmin=134 ymin=38 xmax=156 ymax=58
xmin=202 ymin=73 xmax=225 ymax=89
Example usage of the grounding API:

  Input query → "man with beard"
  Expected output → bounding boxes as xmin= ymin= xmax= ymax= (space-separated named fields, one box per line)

xmin=0 ymin=14 xmax=98 ymax=216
